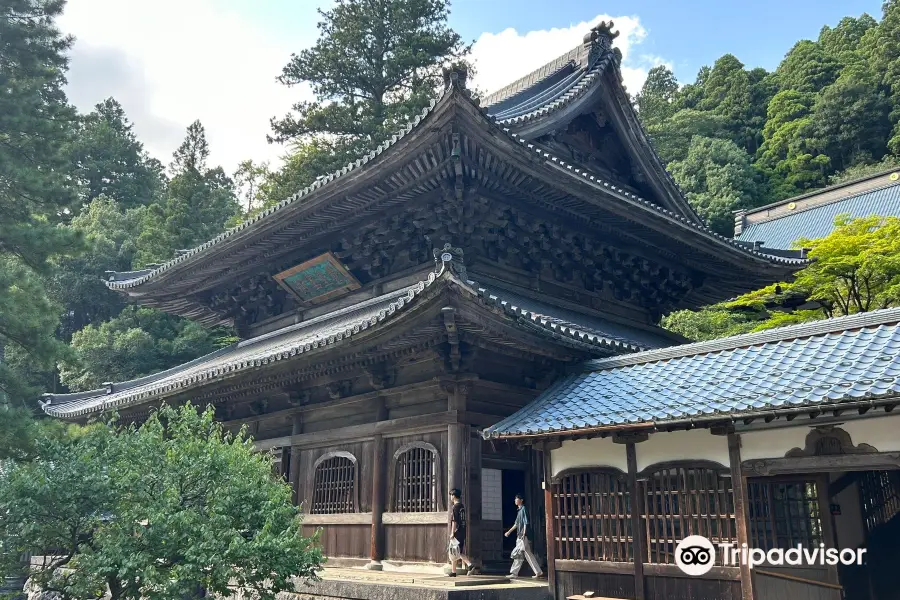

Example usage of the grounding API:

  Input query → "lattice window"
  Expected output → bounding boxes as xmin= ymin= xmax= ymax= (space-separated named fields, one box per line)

xmin=311 ymin=452 xmax=357 ymax=514
xmin=859 ymin=470 xmax=900 ymax=532
xmin=552 ymin=469 xmax=632 ymax=562
xmin=641 ymin=464 xmax=736 ymax=565
xmin=747 ymin=479 xmax=822 ymax=550
xmin=393 ymin=443 xmax=439 ymax=513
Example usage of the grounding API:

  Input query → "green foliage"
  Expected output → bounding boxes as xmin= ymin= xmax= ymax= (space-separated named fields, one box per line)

xmin=270 ymin=0 xmax=469 ymax=149
xmin=635 ymin=65 xmax=679 ymax=125
xmin=134 ymin=121 xmax=240 ymax=267
xmin=775 ymin=40 xmax=841 ymax=93
xmin=0 ymin=0 xmax=82 ymax=411
xmin=663 ymin=216 xmax=900 ymax=340
xmin=68 ymin=98 xmax=165 ymax=208
xmin=668 ymin=137 xmax=763 ymax=235
xmin=828 ymin=154 xmax=900 ymax=184
xmin=0 ymin=404 xmax=324 ymax=600
xmin=59 ymin=307 xmax=237 ymax=392
xmin=808 ymin=71 xmax=893 ymax=171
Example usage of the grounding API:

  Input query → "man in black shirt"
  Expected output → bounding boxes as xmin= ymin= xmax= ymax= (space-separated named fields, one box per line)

xmin=448 ymin=488 xmax=475 ymax=576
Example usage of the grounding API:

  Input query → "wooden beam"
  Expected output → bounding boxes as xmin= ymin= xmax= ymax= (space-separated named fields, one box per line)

xmin=254 ymin=411 xmax=460 ymax=451
xmin=742 ymin=452 xmax=900 ymax=476
xmin=543 ymin=449 xmax=557 ymax=593
xmin=382 ymin=512 xmax=449 ymax=525
xmin=728 ymin=433 xmax=755 ymax=600
xmin=368 ymin=434 xmax=386 ymax=569
xmin=303 ymin=513 xmax=372 ymax=525
xmin=626 ymin=442 xmax=645 ymax=600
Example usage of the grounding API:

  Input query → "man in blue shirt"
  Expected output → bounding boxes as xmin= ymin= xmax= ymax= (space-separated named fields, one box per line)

xmin=504 ymin=493 xmax=544 ymax=578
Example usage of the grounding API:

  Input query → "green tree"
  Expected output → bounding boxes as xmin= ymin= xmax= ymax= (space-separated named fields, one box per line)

xmin=58 ymin=306 xmax=236 ymax=392
xmin=0 ymin=404 xmax=324 ymax=600
xmin=134 ymin=121 xmax=239 ymax=266
xmin=663 ymin=215 xmax=900 ymax=340
xmin=635 ymin=65 xmax=679 ymax=126
xmin=232 ymin=159 xmax=271 ymax=213
xmin=774 ymin=40 xmax=840 ymax=93
xmin=859 ymin=0 xmax=900 ymax=153
xmin=68 ymin=98 xmax=165 ymax=208
xmin=818 ymin=14 xmax=878 ymax=68
xmin=828 ymin=154 xmax=900 ymax=184
xmin=270 ymin=0 xmax=469 ymax=151
xmin=668 ymin=136 xmax=763 ymax=235
xmin=49 ymin=197 xmax=145 ymax=340
xmin=646 ymin=109 xmax=731 ymax=164
xmin=698 ymin=55 xmax=773 ymax=153
xmin=755 ymin=90 xmax=830 ymax=199
xmin=809 ymin=72 xmax=892 ymax=171
xmin=0 ymin=0 xmax=81 ymax=416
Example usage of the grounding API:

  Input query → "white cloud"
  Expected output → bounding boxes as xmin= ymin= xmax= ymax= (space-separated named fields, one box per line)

xmin=59 ymin=0 xmax=311 ymax=174
xmin=58 ymin=6 xmax=666 ymax=176
xmin=470 ymin=14 xmax=667 ymax=98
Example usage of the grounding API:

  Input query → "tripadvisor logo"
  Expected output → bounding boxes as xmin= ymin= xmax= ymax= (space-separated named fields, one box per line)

xmin=674 ymin=535 xmax=867 ymax=576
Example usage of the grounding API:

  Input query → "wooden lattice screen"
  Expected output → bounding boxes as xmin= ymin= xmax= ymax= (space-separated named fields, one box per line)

xmin=552 ymin=470 xmax=632 ymax=562
xmin=859 ymin=470 xmax=900 ymax=533
xmin=746 ymin=479 xmax=822 ymax=550
xmin=394 ymin=446 xmax=437 ymax=512
xmin=311 ymin=455 xmax=356 ymax=514
xmin=640 ymin=465 xmax=736 ymax=565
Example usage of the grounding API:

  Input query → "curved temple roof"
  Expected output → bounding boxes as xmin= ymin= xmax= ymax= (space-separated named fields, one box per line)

xmin=103 ymin=21 xmax=803 ymax=308
xmin=43 ymin=263 xmax=677 ymax=420
xmin=483 ymin=308 xmax=900 ymax=440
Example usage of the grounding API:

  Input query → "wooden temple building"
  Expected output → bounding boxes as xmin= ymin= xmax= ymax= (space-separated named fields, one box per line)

xmin=39 ymin=22 xmax=826 ymax=600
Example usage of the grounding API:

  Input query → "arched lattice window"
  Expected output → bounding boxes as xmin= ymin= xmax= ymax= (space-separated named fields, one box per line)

xmin=310 ymin=452 xmax=358 ymax=514
xmin=392 ymin=442 xmax=442 ymax=512
xmin=639 ymin=461 xmax=736 ymax=565
xmin=552 ymin=468 xmax=632 ymax=562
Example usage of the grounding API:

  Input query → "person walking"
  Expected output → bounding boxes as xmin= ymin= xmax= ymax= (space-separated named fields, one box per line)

xmin=504 ymin=493 xmax=543 ymax=578
xmin=448 ymin=488 xmax=476 ymax=576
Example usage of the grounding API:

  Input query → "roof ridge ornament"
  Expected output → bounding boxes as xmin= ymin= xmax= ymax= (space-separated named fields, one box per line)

xmin=434 ymin=243 xmax=467 ymax=281
xmin=442 ymin=63 xmax=478 ymax=103
xmin=583 ymin=20 xmax=619 ymax=65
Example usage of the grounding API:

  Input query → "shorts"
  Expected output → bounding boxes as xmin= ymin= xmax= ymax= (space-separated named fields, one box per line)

xmin=453 ymin=533 xmax=466 ymax=553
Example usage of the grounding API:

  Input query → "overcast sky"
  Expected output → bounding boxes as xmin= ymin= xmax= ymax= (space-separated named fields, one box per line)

xmin=57 ymin=0 xmax=881 ymax=176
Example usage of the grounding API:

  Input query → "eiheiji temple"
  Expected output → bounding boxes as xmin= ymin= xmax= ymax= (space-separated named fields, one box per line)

xmin=41 ymin=22 xmax=900 ymax=600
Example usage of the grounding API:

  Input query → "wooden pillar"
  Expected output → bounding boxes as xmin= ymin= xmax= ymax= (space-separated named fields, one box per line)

xmin=542 ymin=448 xmax=557 ymax=594
xmin=289 ymin=413 xmax=303 ymax=506
xmin=367 ymin=433 xmax=386 ymax=570
xmin=626 ymin=442 xmax=646 ymax=600
xmin=448 ymin=423 xmax=468 ymax=497
xmin=728 ymin=433 xmax=755 ymax=600
xmin=468 ymin=430 xmax=483 ymax=568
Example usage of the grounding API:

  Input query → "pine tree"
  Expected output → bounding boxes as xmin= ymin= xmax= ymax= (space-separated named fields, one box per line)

xmin=0 ymin=0 xmax=81 ymax=417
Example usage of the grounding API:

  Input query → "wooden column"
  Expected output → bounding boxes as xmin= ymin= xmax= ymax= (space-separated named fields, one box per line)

xmin=542 ymin=447 xmax=557 ymax=593
xmin=289 ymin=413 xmax=303 ymax=506
xmin=626 ymin=442 xmax=646 ymax=600
xmin=468 ymin=430 xmax=483 ymax=568
xmin=448 ymin=423 xmax=468 ymax=497
xmin=728 ymin=433 xmax=755 ymax=600
xmin=367 ymin=433 xmax=386 ymax=570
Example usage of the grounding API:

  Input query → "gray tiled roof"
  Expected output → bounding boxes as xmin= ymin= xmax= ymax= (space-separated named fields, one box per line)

xmin=737 ymin=182 xmax=900 ymax=250
xmin=483 ymin=308 xmax=900 ymax=439
xmin=43 ymin=274 xmax=443 ymax=419
xmin=44 ymin=268 xmax=676 ymax=419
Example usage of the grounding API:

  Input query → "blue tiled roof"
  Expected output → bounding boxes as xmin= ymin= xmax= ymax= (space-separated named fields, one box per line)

xmin=737 ymin=182 xmax=900 ymax=249
xmin=483 ymin=308 xmax=900 ymax=438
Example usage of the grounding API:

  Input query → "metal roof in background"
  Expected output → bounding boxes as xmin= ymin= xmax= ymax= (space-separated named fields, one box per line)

xmin=483 ymin=308 xmax=900 ymax=439
xmin=737 ymin=181 xmax=900 ymax=250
